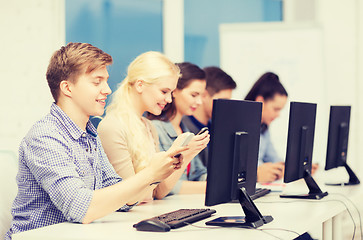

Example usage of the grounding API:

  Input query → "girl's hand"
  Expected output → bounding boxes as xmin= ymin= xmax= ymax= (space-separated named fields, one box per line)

xmin=182 ymin=131 xmax=210 ymax=162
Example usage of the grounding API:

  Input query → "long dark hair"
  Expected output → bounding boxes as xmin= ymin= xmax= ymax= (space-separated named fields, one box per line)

xmin=245 ymin=72 xmax=288 ymax=101
xmin=147 ymin=62 xmax=205 ymax=121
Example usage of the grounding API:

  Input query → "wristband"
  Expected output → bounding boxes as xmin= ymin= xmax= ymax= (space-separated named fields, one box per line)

xmin=126 ymin=201 xmax=139 ymax=207
xmin=150 ymin=181 xmax=161 ymax=186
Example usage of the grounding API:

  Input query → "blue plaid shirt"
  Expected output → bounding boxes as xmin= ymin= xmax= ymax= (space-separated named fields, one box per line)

xmin=5 ymin=103 xmax=131 ymax=240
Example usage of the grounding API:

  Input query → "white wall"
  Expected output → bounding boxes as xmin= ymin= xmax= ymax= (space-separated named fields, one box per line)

xmin=220 ymin=23 xmax=327 ymax=165
xmin=358 ymin=0 xmax=363 ymax=176
xmin=316 ymin=0 xmax=361 ymax=173
xmin=0 ymin=0 xmax=65 ymax=154
xmin=1 ymin=0 xmax=362 ymax=172
xmin=219 ymin=0 xmax=363 ymax=176
xmin=0 ymin=0 xmax=183 ymax=155
xmin=163 ymin=0 xmax=184 ymax=62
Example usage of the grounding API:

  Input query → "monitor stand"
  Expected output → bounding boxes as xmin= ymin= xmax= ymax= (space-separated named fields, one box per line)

xmin=280 ymin=169 xmax=328 ymax=200
xmin=205 ymin=187 xmax=273 ymax=228
xmin=326 ymin=162 xmax=360 ymax=186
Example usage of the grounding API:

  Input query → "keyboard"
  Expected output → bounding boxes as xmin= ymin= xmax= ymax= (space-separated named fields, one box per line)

xmin=230 ymin=187 xmax=271 ymax=203
xmin=251 ymin=187 xmax=271 ymax=200
xmin=133 ymin=208 xmax=216 ymax=230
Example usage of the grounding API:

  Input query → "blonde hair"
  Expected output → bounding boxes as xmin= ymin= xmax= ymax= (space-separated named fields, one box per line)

xmin=106 ymin=51 xmax=180 ymax=172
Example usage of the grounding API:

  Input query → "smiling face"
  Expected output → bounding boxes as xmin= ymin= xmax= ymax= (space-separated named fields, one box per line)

xmin=172 ymin=79 xmax=206 ymax=116
xmin=67 ymin=65 xmax=112 ymax=118
xmin=140 ymin=75 xmax=179 ymax=116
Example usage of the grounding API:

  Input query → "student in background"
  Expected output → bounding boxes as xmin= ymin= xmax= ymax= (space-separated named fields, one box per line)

xmin=245 ymin=72 xmax=287 ymax=183
xmin=182 ymin=66 xmax=237 ymax=167
xmin=5 ymin=43 xmax=187 ymax=240
xmin=98 ymin=53 xmax=209 ymax=201
xmin=147 ymin=62 xmax=209 ymax=194
xmin=245 ymin=72 xmax=319 ymax=183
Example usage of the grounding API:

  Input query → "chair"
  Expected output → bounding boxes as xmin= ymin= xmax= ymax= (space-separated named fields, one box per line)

xmin=0 ymin=150 xmax=17 ymax=239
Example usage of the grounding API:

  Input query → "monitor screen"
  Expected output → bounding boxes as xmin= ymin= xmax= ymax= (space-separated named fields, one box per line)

xmin=281 ymin=102 xmax=328 ymax=199
xmin=205 ymin=99 xmax=273 ymax=228
xmin=325 ymin=106 xmax=359 ymax=185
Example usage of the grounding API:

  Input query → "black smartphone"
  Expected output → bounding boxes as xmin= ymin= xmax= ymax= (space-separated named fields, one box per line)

xmin=197 ymin=127 xmax=208 ymax=135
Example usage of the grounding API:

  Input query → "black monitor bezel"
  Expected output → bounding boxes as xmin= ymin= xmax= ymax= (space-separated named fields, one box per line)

xmin=281 ymin=101 xmax=328 ymax=199
xmin=205 ymin=99 xmax=262 ymax=206
xmin=324 ymin=105 xmax=359 ymax=185
xmin=284 ymin=102 xmax=317 ymax=183
xmin=204 ymin=99 xmax=273 ymax=227
xmin=325 ymin=106 xmax=351 ymax=170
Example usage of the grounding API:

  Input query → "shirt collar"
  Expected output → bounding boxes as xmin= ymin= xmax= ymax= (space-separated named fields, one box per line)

xmin=86 ymin=121 xmax=98 ymax=137
xmin=160 ymin=120 xmax=190 ymax=138
xmin=50 ymin=103 xmax=98 ymax=139
xmin=260 ymin=123 xmax=268 ymax=134
xmin=162 ymin=121 xmax=178 ymax=138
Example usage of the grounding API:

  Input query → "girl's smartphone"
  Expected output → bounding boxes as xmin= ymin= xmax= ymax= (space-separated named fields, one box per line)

xmin=180 ymin=132 xmax=194 ymax=146
xmin=174 ymin=132 xmax=194 ymax=158
xmin=197 ymin=127 xmax=208 ymax=135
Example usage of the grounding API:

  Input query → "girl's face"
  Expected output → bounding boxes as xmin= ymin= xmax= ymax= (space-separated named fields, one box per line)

xmin=141 ymin=75 xmax=178 ymax=115
xmin=172 ymin=79 xmax=206 ymax=116
xmin=260 ymin=93 xmax=288 ymax=125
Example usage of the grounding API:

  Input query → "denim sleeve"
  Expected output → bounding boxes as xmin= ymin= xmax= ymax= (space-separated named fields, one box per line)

xmin=262 ymin=130 xmax=281 ymax=163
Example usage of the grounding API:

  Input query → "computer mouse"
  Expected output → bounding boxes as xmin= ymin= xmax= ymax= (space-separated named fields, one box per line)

xmin=133 ymin=219 xmax=171 ymax=232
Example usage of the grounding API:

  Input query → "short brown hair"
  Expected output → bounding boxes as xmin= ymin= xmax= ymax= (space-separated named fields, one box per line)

xmin=203 ymin=66 xmax=236 ymax=96
xmin=46 ymin=42 xmax=112 ymax=102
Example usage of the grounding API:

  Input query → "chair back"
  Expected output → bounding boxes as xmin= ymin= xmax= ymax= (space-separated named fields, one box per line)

xmin=0 ymin=150 xmax=17 ymax=239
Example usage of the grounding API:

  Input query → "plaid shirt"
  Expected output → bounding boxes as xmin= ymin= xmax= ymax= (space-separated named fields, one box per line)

xmin=5 ymin=103 xmax=131 ymax=240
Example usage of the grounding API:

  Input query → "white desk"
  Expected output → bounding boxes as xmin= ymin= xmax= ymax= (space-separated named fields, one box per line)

xmin=12 ymin=178 xmax=362 ymax=240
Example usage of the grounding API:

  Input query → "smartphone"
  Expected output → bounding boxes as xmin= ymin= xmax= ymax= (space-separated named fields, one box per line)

xmin=197 ymin=127 xmax=209 ymax=135
xmin=174 ymin=132 xmax=194 ymax=158
xmin=180 ymin=132 xmax=194 ymax=146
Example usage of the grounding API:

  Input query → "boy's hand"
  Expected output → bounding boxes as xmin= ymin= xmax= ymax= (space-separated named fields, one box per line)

xmin=148 ymin=146 xmax=188 ymax=182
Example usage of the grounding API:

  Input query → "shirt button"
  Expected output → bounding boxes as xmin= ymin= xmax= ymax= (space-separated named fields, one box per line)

xmin=82 ymin=133 xmax=86 ymax=137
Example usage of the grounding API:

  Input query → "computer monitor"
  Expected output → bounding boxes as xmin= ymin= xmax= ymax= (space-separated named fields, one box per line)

xmin=281 ymin=101 xmax=328 ymax=199
xmin=205 ymin=99 xmax=273 ymax=228
xmin=325 ymin=106 xmax=360 ymax=185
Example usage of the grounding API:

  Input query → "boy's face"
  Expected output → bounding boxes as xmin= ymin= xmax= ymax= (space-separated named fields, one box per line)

xmin=203 ymin=89 xmax=233 ymax=119
xmin=68 ymin=65 xmax=111 ymax=118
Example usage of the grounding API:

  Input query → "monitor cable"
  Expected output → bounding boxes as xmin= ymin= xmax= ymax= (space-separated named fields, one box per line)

xmin=258 ymin=198 xmax=358 ymax=240
xmin=182 ymin=221 xmax=299 ymax=240
xmin=329 ymin=193 xmax=362 ymax=240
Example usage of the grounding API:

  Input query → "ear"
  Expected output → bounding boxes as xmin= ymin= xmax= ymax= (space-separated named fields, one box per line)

xmin=255 ymin=95 xmax=265 ymax=103
xmin=202 ymin=89 xmax=210 ymax=99
xmin=59 ymin=80 xmax=72 ymax=98
xmin=135 ymin=79 xmax=144 ymax=93
xmin=172 ymin=89 xmax=180 ymax=98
